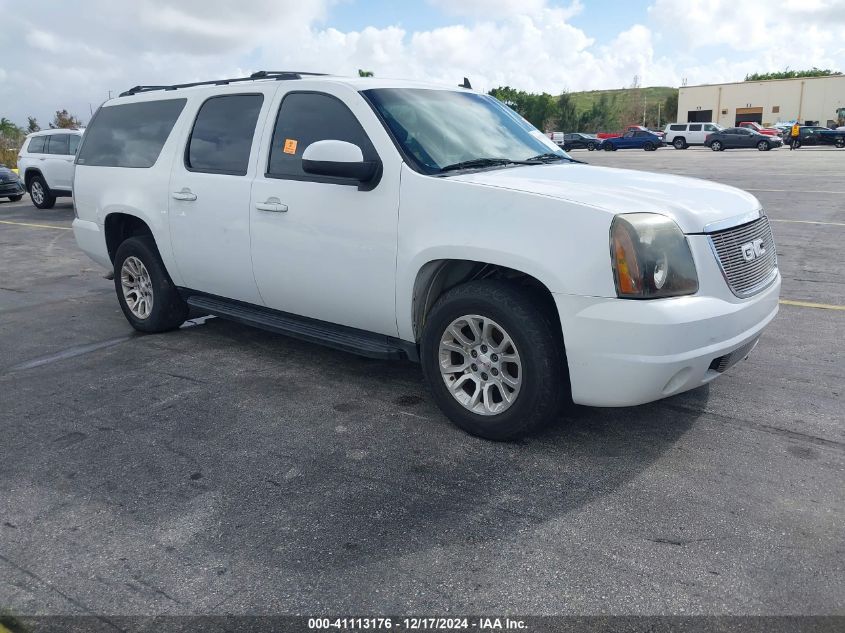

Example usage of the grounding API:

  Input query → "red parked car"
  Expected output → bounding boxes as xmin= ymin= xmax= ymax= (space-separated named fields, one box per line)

xmin=738 ymin=122 xmax=779 ymax=136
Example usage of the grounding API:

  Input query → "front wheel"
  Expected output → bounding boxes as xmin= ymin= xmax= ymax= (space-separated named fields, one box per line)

xmin=836 ymin=138 xmax=844 ymax=149
xmin=113 ymin=236 xmax=188 ymax=333
xmin=643 ymin=142 xmax=654 ymax=151
xmin=587 ymin=142 xmax=596 ymax=151
xmin=757 ymin=140 xmax=769 ymax=151
xmin=421 ymin=280 xmax=566 ymax=440
xmin=603 ymin=143 xmax=613 ymax=151
xmin=710 ymin=141 xmax=723 ymax=151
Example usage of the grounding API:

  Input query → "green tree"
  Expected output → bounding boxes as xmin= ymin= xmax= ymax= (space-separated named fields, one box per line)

xmin=27 ymin=116 xmax=40 ymax=133
xmin=358 ymin=69 xmax=374 ymax=77
xmin=662 ymin=91 xmax=678 ymax=123
xmin=745 ymin=68 xmax=841 ymax=81
xmin=555 ymin=92 xmax=579 ymax=132
xmin=49 ymin=109 xmax=83 ymax=129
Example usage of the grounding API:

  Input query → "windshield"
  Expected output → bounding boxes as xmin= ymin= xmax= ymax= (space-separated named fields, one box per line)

xmin=363 ymin=88 xmax=570 ymax=174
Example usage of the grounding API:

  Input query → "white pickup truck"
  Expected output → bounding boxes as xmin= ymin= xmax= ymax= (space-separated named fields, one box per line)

xmin=71 ymin=72 xmax=780 ymax=439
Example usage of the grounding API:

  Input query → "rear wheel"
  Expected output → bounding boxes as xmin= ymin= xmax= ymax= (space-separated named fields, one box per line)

xmin=710 ymin=140 xmax=723 ymax=151
xmin=113 ymin=236 xmax=188 ymax=333
xmin=421 ymin=280 xmax=566 ymax=440
xmin=673 ymin=137 xmax=686 ymax=149
xmin=28 ymin=175 xmax=55 ymax=209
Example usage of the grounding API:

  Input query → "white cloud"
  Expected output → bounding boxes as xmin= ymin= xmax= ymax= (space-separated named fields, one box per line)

xmin=0 ymin=0 xmax=841 ymax=129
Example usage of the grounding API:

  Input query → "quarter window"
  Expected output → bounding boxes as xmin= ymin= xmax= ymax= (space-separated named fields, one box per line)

xmin=77 ymin=99 xmax=186 ymax=168
xmin=268 ymin=92 xmax=377 ymax=181
xmin=68 ymin=135 xmax=81 ymax=155
xmin=186 ymin=94 xmax=264 ymax=175
xmin=46 ymin=134 xmax=69 ymax=155
xmin=28 ymin=136 xmax=46 ymax=153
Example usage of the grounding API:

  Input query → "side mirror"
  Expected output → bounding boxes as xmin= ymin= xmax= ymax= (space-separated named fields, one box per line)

xmin=302 ymin=140 xmax=380 ymax=186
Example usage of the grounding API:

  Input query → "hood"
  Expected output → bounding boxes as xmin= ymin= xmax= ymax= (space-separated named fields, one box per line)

xmin=450 ymin=163 xmax=760 ymax=233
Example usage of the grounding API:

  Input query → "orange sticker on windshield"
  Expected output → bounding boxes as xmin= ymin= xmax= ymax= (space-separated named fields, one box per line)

xmin=283 ymin=138 xmax=298 ymax=154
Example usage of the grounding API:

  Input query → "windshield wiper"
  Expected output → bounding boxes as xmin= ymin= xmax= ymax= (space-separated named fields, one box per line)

xmin=525 ymin=152 xmax=582 ymax=164
xmin=439 ymin=158 xmax=520 ymax=172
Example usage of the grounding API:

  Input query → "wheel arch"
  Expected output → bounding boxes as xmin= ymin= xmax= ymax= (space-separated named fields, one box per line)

xmin=23 ymin=168 xmax=44 ymax=188
xmin=410 ymin=258 xmax=562 ymax=345
xmin=104 ymin=212 xmax=154 ymax=264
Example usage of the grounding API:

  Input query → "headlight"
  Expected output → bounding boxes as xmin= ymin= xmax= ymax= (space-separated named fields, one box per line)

xmin=610 ymin=213 xmax=698 ymax=299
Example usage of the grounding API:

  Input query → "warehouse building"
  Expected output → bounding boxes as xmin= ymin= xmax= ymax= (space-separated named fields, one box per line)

xmin=678 ymin=75 xmax=845 ymax=128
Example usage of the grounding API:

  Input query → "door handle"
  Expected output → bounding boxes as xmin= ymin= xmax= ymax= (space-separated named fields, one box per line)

xmin=171 ymin=188 xmax=197 ymax=201
xmin=255 ymin=197 xmax=288 ymax=213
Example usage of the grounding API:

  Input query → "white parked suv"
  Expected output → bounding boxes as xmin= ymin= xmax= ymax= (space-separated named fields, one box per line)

xmin=17 ymin=128 xmax=84 ymax=208
xmin=72 ymin=72 xmax=780 ymax=439
xmin=663 ymin=122 xmax=722 ymax=149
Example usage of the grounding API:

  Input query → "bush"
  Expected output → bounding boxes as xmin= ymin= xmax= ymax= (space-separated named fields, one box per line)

xmin=0 ymin=148 xmax=19 ymax=169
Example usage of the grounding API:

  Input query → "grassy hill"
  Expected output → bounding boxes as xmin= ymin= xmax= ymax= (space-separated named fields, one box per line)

xmin=569 ymin=86 xmax=677 ymax=113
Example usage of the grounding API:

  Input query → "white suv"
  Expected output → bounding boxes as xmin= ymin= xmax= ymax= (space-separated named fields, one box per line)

xmin=71 ymin=72 xmax=780 ymax=439
xmin=17 ymin=128 xmax=83 ymax=208
xmin=664 ymin=122 xmax=722 ymax=149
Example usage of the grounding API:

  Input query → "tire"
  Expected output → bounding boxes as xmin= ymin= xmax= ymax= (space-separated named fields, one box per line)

xmin=587 ymin=142 xmax=596 ymax=151
xmin=113 ymin=235 xmax=188 ymax=333
xmin=643 ymin=142 xmax=654 ymax=151
xmin=420 ymin=280 xmax=566 ymax=440
xmin=757 ymin=140 xmax=769 ymax=151
xmin=673 ymin=137 xmax=686 ymax=149
xmin=603 ymin=142 xmax=613 ymax=151
xmin=836 ymin=138 xmax=844 ymax=149
xmin=710 ymin=141 xmax=722 ymax=151
xmin=7 ymin=195 xmax=23 ymax=202
xmin=28 ymin=174 xmax=56 ymax=209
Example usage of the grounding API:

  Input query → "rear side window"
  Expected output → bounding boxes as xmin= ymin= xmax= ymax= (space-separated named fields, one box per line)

xmin=689 ymin=124 xmax=702 ymax=131
xmin=27 ymin=136 xmax=46 ymax=153
xmin=77 ymin=99 xmax=186 ymax=168
xmin=669 ymin=124 xmax=685 ymax=131
xmin=268 ymin=92 xmax=377 ymax=181
xmin=186 ymin=94 xmax=264 ymax=175
xmin=68 ymin=135 xmax=81 ymax=155
xmin=46 ymin=134 xmax=69 ymax=155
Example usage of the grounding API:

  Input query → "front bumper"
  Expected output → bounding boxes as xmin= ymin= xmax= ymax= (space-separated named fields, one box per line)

xmin=554 ymin=273 xmax=781 ymax=407
xmin=0 ymin=180 xmax=25 ymax=196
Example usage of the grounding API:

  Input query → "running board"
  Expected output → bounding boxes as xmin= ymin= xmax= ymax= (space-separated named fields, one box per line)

xmin=185 ymin=294 xmax=418 ymax=361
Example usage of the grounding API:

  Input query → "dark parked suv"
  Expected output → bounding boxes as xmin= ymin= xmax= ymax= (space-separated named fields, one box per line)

xmin=705 ymin=127 xmax=783 ymax=151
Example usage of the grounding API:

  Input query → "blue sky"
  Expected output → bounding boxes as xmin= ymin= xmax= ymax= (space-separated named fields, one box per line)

xmin=1 ymin=0 xmax=843 ymax=126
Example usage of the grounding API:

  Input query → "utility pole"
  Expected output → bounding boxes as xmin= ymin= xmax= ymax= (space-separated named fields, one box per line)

xmin=643 ymin=96 xmax=647 ymax=126
xmin=657 ymin=102 xmax=661 ymax=128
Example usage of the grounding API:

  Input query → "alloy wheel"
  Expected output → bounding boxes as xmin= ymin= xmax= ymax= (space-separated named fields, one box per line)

xmin=438 ymin=314 xmax=522 ymax=416
xmin=120 ymin=256 xmax=154 ymax=319
xmin=30 ymin=181 xmax=44 ymax=205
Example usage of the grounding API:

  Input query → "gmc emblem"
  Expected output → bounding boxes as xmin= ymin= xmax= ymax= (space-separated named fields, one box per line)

xmin=741 ymin=238 xmax=766 ymax=262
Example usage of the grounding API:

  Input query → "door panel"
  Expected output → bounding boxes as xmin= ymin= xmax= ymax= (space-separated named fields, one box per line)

xmin=44 ymin=134 xmax=75 ymax=190
xmin=168 ymin=88 xmax=277 ymax=303
xmin=249 ymin=86 xmax=400 ymax=336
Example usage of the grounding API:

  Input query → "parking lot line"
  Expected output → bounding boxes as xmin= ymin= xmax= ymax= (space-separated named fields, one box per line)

xmin=769 ymin=219 xmax=845 ymax=227
xmin=0 ymin=220 xmax=72 ymax=231
xmin=780 ymin=299 xmax=845 ymax=311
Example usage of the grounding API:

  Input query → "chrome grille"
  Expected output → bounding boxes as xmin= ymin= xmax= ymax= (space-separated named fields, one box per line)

xmin=708 ymin=215 xmax=777 ymax=297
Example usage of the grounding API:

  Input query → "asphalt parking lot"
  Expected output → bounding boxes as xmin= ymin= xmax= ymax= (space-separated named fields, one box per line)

xmin=1 ymin=147 xmax=843 ymax=619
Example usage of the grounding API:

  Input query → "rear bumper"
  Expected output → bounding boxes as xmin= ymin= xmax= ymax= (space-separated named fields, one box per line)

xmin=72 ymin=218 xmax=111 ymax=269
xmin=554 ymin=274 xmax=781 ymax=407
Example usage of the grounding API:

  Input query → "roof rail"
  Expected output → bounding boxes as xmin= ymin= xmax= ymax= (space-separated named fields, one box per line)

xmin=119 ymin=71 xmax=329 ymax=97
